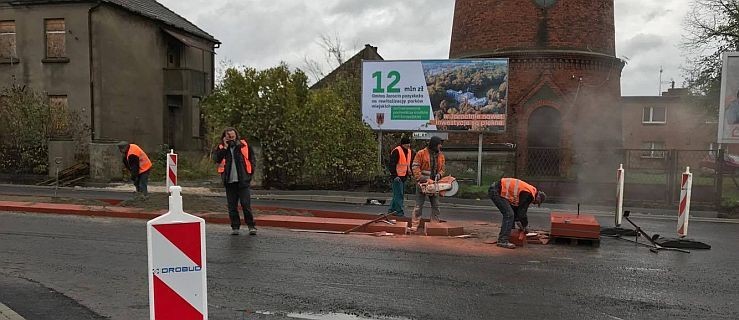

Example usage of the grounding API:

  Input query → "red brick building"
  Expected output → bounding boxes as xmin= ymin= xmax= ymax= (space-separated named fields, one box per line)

xmin=449 ymin=0 xmax=625 ymax=182
xmin=623 ymin=88 xmax=716 ymax=152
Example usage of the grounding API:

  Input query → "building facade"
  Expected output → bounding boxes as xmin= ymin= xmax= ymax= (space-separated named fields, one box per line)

xmin=0 ymin=0 xmax=218 ymax=175
xmin=449 ymin=0 xmax=624 ymax=183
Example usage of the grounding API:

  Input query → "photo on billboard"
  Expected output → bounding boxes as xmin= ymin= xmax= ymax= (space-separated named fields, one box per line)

xmin=719 ymin=52 xmax=739 ymax=143
xmin=362 ymin=59 xmax=509 ymax=132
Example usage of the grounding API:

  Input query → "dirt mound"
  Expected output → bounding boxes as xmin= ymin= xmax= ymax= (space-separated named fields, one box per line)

xmin=119 ymin=192 xmax=226 ymax=213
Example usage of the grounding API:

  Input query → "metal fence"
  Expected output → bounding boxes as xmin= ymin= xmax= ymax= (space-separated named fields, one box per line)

xmin=513 ymin=147 xmax=725 ymax=208
xmin=365 ymin=144 xmax=736 ymax=209
xmin=444 ymin=149 xmax=517 ymax=186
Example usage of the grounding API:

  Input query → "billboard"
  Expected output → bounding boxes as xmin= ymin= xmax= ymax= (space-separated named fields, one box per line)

xmin=362 ymin=59 xmax=509 ymax=132
xmin=719 ymin=52 xmax=739 ymax=143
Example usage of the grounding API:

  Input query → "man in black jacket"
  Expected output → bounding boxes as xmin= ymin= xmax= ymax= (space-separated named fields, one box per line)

xmin=212 ymin=128 xmax=257 ymax=235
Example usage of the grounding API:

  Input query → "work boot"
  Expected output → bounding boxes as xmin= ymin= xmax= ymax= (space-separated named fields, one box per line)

xmin=248 ymin=226 xmax=257 ymax=235
xmin=496 ymin=241 xmax=516 ymax=249
xmin=231 ymin=229 xmax=240 ymax=235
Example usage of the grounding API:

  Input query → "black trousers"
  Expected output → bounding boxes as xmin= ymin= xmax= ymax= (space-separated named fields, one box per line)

xmin=489 ymin=182 xmax=529 ymax=242
xmin=225 ymin=183 xmax=255 ymax=229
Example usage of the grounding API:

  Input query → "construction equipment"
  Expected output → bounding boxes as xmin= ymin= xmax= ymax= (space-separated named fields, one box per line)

xmin=620 ymin=211 xmax=690 ymax=254
xmin=343 ymin=211 xmax=397 ymax=234
xmin=37 ymin=162 xmax=89 ymax=187
xmin=419 ymin=176 xmax=459 ymax=197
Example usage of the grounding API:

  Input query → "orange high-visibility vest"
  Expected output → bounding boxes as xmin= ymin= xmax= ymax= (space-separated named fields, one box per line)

xmin=217 ymin=140 xmax=252 ymax=175
xmin=126 ymin=144 xmax=152 ymax=174
xmin=393 ymin=146 xmax=412 ymax=177
xmin=500 ymin=178 xmax=537 ymax=206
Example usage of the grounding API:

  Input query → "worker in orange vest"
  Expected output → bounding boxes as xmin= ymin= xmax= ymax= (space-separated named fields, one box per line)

xmin=387 ymin=137 xmax=412 ymax=217
xmin=116 ymin=141 xmax=152 ymax=198
xmin=410 ymin=136 xmax=445 ymax=232
xmin=488 ymin=178 xmax=546 ymax=249
xmin=212 ymin=127 xmax=257 ymax=236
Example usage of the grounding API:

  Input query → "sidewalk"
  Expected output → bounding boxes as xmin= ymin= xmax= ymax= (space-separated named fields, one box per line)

xmin=0 ymin=200 xmax=410 ymax=234
xmin=251 ymin=189 xmax=725 ymax=219
xmin=0 ymin=303 xmax=24 ymax=320
xmin=0 ymin=183 xmax=728 ymax=219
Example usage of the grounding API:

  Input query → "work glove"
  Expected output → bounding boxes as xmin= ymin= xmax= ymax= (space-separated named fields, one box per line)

xmin=393 ymin=177 xmax=402 ymax=183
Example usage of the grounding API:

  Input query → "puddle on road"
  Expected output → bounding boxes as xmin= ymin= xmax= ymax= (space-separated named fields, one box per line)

xmin=255 ymin=311 xmax=411 ymax=320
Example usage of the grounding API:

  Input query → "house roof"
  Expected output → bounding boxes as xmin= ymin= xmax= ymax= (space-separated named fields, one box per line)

xmin=2 ymin=0 xmax=219 ymax=43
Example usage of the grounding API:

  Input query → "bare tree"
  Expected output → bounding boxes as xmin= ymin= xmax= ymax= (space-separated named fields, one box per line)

xmin=303 ymin=33 xmax=359 ymax=83
xmin=319 ymin=34 xmax=346 ymax=67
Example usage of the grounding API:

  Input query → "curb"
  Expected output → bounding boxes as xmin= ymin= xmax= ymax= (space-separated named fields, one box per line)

xmin=0 ymin=201 xmax=408 ymax=234
xmin=0 ymin=302 xmax=25 ymax=320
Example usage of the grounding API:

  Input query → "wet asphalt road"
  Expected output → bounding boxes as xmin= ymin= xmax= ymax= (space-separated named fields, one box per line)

xmin=1 ymin=210 xmax=738 ymax=320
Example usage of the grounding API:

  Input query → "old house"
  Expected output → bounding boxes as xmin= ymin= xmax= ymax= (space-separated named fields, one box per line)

xmin=0 ymin=0 xmax=218 ymax=178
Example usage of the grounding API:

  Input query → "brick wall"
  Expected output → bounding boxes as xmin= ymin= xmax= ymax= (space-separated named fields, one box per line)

xmin=447 ymin=0 xmax=623 ymax=180
xmin=450 ymin=0 xmax=615 ymax=59
xmin=622 ymin=95 xmax=717 ymax=151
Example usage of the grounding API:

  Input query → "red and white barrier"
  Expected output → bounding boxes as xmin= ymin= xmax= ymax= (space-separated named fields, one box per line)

xmin=147 ymin=186 xmax=207 ymax=319
xmin=167 ymin=150 xmax=177 ymax=193
xmin=678 ymin=167 xmax=693 ymax=238
xmin=615 ymin=163 xmax=625 ymax=227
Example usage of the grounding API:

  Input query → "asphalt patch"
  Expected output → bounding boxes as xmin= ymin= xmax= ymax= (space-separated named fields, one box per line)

xmin=0 ymin=274 xmax=107 ymax=319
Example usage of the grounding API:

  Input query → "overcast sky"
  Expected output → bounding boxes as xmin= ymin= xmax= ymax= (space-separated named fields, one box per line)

xmin=159 ymin=0 xmax=693 ymax=96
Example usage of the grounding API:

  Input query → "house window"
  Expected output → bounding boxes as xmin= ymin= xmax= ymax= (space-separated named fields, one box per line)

xmin=643 ymin=106 xmax=666 ymax=124
xmin=642 ymin=141 xmax=665 ymax=159
xmin=45 ymin=19 xmax=66 ymax=58
xmin=0 ymin=20 xmax=16 ymax=59
xmin=49 ymin=95 xmax=69 ymax=137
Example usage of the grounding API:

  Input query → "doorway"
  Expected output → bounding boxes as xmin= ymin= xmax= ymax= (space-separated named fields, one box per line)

xmin=526 ymin=106 xmax=562 ymax=176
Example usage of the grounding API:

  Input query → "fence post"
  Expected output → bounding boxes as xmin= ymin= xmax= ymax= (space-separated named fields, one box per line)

xmin=513 ymin=146 xmax=519 ymax=178
xmin=615 ymin=163 xmax=625 ymax=227
xmin=716 ymin=148 xmax=725 ymax=208
xmin=377 ymin=131 xmax=383 ymax=169
xmin=477 ymin=133 xmax=483 ymax=186
xmin=665 ymin=150 xmax=672 ymax=205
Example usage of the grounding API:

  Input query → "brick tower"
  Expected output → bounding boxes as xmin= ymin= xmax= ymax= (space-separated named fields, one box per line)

xmin=450 ymin=0 xmax=624 ymax=189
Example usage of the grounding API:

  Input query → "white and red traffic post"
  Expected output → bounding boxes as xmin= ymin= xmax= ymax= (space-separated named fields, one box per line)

xmin=147 ymin=186 xmax=207 ymax=320
xmin=678 ymin=167 xmax=693 ymax=238
xmin=615 ymin=163 xmax=625 ymax=227
xmin=166 ymin=149 xmax=177 ymax=193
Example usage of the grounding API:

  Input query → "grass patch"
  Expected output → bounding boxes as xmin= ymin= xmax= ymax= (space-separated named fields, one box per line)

xmin=457 ymin=184 xmax=489 ymax=199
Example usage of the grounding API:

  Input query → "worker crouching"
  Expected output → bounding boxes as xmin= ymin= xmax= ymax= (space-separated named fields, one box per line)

xmin=489 ymin=178 xmax=546 ymax=249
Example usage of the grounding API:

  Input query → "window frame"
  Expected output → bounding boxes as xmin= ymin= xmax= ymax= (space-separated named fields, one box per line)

xmin=641 ymin=141 xmax=666 ymax=159
xmin=48 ymin=95 xmax=70 ymax=138
xmin=0 ymin=20 xmax=17 ymax=61
xmin=44 ymin=18 xmax=67 ymax=60
xmin=642 ymin=106 xmax=667 ymax=124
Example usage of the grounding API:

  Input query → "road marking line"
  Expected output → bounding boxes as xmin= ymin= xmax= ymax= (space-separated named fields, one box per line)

xmin=601 ymin=313 xmax=625 ymax=320
xmin=0 ymin=303 xmax=25 ymax=320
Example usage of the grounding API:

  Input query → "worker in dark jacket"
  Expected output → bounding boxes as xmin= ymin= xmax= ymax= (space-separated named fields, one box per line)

xmin=117 ymin=141 xmax=152 ymax=198
xmin=212 ymin=128 xmax=257 ymax=235
xmin=488 ymin=178 xmax=546 ymax=249
xmin=387 ymin=137 xmax=412 ymax=217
